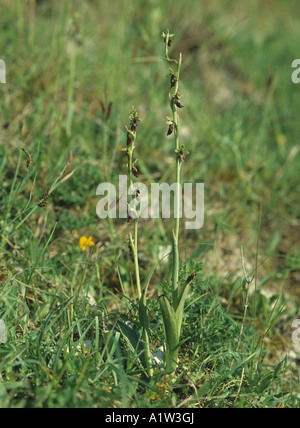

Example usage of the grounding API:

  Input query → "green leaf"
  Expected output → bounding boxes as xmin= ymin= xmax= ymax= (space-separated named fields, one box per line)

xmin=159 ymin=295 xmax=179 ymax=373
xmin=175 ymin=282 xmax=191 ymax=337
xmin=118 ymin=321 xmax=142 ymax=352
xmin=196 ymin=382 xmax=210 ymax=398
xmin=175 ymin=273 xmax=196 ymax=335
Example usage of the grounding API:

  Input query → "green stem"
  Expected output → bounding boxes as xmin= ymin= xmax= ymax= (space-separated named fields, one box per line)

xmin=160 ymin=31 xmax=189 ymax=374
xmin=133 ymin=221 xmax=142 ymax=300
xmin=171 ymin=54 xmax=182 ymax=309
xmin=127 ymin=121 xmax=151 ymax=376
xmin=127 ymin=133 xmax=142 ymax=300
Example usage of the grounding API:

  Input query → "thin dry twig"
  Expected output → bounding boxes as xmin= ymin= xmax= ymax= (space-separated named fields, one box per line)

xmin=234 ymin=367 xmax=245 ymax=404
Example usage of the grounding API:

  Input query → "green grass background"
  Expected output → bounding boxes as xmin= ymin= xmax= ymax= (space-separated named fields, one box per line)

xmin=0 ymin=0 xmax=299 ymax=408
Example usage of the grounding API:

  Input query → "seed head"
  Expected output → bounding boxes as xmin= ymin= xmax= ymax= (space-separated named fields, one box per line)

xmin=38 ymin=187 xmax=51 ymax=208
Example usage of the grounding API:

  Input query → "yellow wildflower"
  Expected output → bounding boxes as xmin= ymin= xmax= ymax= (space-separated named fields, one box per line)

xmin=79 ymin=236 xmax=95 ymax=251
